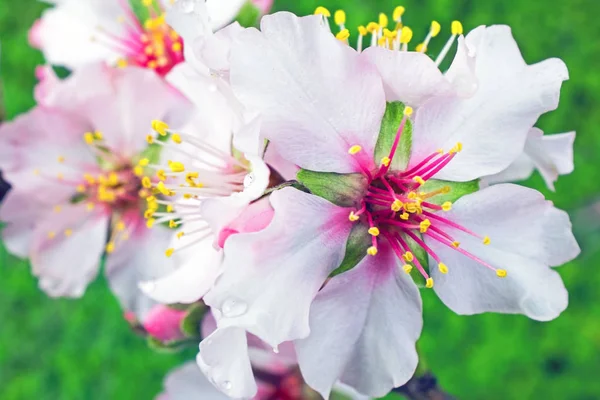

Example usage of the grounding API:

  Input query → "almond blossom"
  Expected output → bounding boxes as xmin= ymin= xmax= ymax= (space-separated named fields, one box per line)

xmin=30 ymin=0 xmax=270 ymax=76
xmin=193 ymin=10 xmax=579 ymax=398
xmin=0 ymin=64 xmax=191 ymax=317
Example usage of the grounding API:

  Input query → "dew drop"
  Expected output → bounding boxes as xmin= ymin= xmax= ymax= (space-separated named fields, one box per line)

xmin=220 ymin=380 xmax=232 ymax=391
xmin=243 ymin=173 xmax=255 ymax=188
xmin=221 ymin=298 xmax=248 ymax=317
xmin=273 ymin=346 xmax=280 ymax=354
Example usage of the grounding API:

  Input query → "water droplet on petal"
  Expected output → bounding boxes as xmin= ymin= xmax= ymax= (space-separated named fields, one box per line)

xmin=243 ymin=173 xmax=255 ymax=188
xmin=220 ymin=380 xmax=232 ymax=391
xmin=221 ymin=298 xmax=248 ymax=317
xmin=273 ymin=346 xmax=280 ymax=354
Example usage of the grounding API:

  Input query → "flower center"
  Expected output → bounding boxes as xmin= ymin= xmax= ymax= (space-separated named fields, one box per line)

xmin=94 ymin=0 xmax=184 ymax=76
xmin=142 ymin=121 xmax=253 ymax=258
xmin=347 ymin=109 xmax=506 ymax=288
xmin=315 ymin=5 xmax=463 ymax=65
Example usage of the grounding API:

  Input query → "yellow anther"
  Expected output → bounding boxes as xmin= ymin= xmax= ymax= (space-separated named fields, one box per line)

xmin=314 ymin=6 xmax=331 ymax=17
xmin=142 ymin=0 xmax=153 ymax=7
xmin=53 ymin=205 xmax=62 ymax=213
xmin=413 ymin=176 xmax=425 ymax=185
xmin=169 ymin=161 xmax=185 ymax=173
xmin=57 ymin=156 xmax=65 ymax=163
xmin=94 ymin=131 xmax=103 ymax=140
xmin=172 ymin=42 xmax=182 ymax=52
xmin=400 ymin=27 xmax=413 ymax=44
xmin=106 ymin=242 xmax=116 ymax=254
xmin=168 ymin=220 xmax=177 ymax=229
xmin=157 ymin=170 xmax=167 ymax=181
xmin=76 ymin=184 xmax=86 ymax=193
xmin=419 ymin=219 xmax=431 ymax=233
xmin=425 ymin=278 xmax=434 ymax=288
xmin=430 ymin=21 xmax=441 ymax=37
xmin=442 ymin=201 xmax=452 ymax=211
xmin=349 ymin=211 xmax=360 ymax=222
xmin=116 ymin=221 xmax=126 ymax=231
xmin=416 ymin=43 xmax=427 ymax=52
xmin=64 ymin=229 xmax=73 ymax=237
xmin=404 ymin=203 xmax=419 ymax=213
xmin=151 ymin=120 xmax=169 ymax=136
xmin=116 ymin=59 xmax=128 ymax=69
xmin=438 ymin=262 xmax=449 ymax=274
xmin=404 ymin=106 xmax=414 ymax=116
xmin=483 ymin=236 xmax=491 ymax=245
xmin=383 ymin=28 xmax=396 ymax=39
xmin=144 ymin=209 xmax=154 ymax=219
xmin=393 ymin=6 xmax=405 ymax=21
xmin=139 ymin=189 xmax=151 ymax=199
xmin=403 ymin=264 xmax=413 ymax=274
xmin=441 ymin=186 xmax=451 ymax=194
xmin=451 ymin=20 xmax=463 ymax=35
xmin=496 ymin=269 xmax=507 ymax=278
xmin=367 ymin=246 xmax=378 ymax=256
xmin=378 ymin=13 xmax=389 ymax=28
xmin=366 ymin=22 xmax=380 ymax=34
xmin=47 ymin=231 xmax=56 ymax=239
xmin=108 ymin=172 xmax=119 ymax=186
xmin=146 ymin=218 xmax=155 ymax=228
xmin=176 ymin=232 xmax=185 ymax=239
xmin=33 ymin=169 xmax=40 ymax=176
xmin=146 ymin=135 xmax=154 ymax=144
xmin=368 ymin=227 xmax=380 ymax=237
xmin=377 ymin=37 xmax=387 ymax=47
xmin=407 ymin=192 xmax=417 ymax=200
xmin=166 ymin=205 xmax=174 ymax=212
xmin=400 ymin=212 xmax=410 ymax=220
xmin=452 ymin=241 xmax=461 ymax=248
xmin=334 ymin=10 xmax=346 ymax=25
xmin=358 ymin=25 xmax=367 ymax=36
xmin=436 ymin=148 xmax=444 ymax=154
xmin=403 ymin=251 xmax=414 ymax=262
xmin=348 ymin=145 xmax=362 ymax=155
xmin=336 ymin=29 xmax=350 ymax=41
xmin=165 ymin=248 xmax=175 ymax=258
xmin=156 ymin=181 xmax=171 ymax=196
xmin=172 ymin=133 xmax=182 ymax=144
xmin=142 ymin=177 xmax=152 ymax=188
xmin=183 ymin=193 xmax=193 ymax=199
xmin=134 ymin=166 xmax=144 ymax=177
xmin=138 ymin=158 xmax=150 ymax=167
xmin=449 ymin=142 xmax=463 ymax=154
xmin=84 ymin=132 xmax=95 ymax=144
xmin=381 ymin=157 xmax=391 ymax=167
xmin=391 ymin=199 xmax=403 ymax=212
xmin=86 ymin=202 xmax=95 ymax=211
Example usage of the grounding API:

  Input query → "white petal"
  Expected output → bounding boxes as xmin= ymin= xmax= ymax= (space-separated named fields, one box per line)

xmin=296 ymin=244 xmax=422 ymax=398
xmin=230 ymin=13 xmax=386 ymax=173
xmin=445 ymin=35 xmax=478 ymax=98
xmin=161 ymin=362 xmax=230 ymax=400
xmin=30 ymin=203 xmax=109 ymax=297
xmin=425 ymin=184 xmax=580 ymax=320
xmin=410 ymin=25 xmax=569 ymax=182
xmin=362 ymin=47 xmax=452 ymax=107
xmin=206 ymin=0 xmax=247 ymax=31
xmin=197 ymin=327 xmax=258 ymax=399
xmin=140 ymin=233 xmax=223 ymax=305
xmin=204 ymin=188 xmax=354 ymax=347
xmin=0 ymin=190 xmax=48 ymax=257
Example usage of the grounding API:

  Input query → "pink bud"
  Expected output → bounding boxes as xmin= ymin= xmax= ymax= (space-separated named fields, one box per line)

xmin=28 ymin=19 xmax=43 ymax=48
xmin=217 ymin=197 xmax=274 ymax=248
xmin=142 ymin=305 xmax=187 ymax=342
xmin=252 ymin=0 xmax=274 ymax=14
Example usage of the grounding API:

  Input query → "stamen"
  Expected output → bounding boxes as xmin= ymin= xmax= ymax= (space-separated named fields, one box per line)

xmin=435 ymin=20 xmax=463 ymax=66
xmin=348 ymin=145 xmax=362 ymax=155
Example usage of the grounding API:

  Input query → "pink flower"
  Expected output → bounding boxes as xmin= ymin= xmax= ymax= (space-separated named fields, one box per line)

xmin=194 ymin=11 xmax=579 ymax=398
xmin=143 ymin=304 xmax=187 ymax=342
xmin=0 ymin=64 xmax=191 ymax=318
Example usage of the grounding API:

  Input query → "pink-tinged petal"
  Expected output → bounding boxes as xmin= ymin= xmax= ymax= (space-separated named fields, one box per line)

xmin=142 ymin=305 xmax=187 ymax=342
xmin=264 ymin=145 xmax=299 ymax=181
xmin=212 ymin=197 xmax=274 ymax=249
xmin=34 ymin=65 xmax=60 ymax=105
xmin=48 ymin=65 xmax=193 ymax=157
xmin=361 ymin=47 xmax=452 ymax=107
xmin=0 ymin=190 xmax=48 ymax=257
xmin=140 ymin=232 xmax=223 ymax=305
xmin=30 ymin=203 xmax=109 ymax=298
xmin=296 ymin=244 xmax=422 ymax=398
xmin=230 ymin=13 xmax=386 ymax=174
xmin=197 ymin=327 xmax=258 ymax=399
xmin=410 ymin=25 xmax=569 ymax=182
xmin=161 ymin=362 xmax=230 ymax=400
xmin=201 ymin=22 xmax=245 ymax=74
xmin=204 ymin=188 xmax=354 ymax=347
xmin=445 ymin=35 xmax=478 ymax=98
xmin=105 ymin=213 xmax=179 ymax=319
xmin=426 ymin=184 xmax=580 ymax=321
xmin=206 ymin=0 xmax=247 ymax=31
xmin=483 ymin=128 xmax=575 ymax=191
xmin=34 ymin=0 xmax=128 ymax=68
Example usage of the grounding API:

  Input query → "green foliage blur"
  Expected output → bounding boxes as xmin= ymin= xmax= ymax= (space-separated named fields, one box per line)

xmin=1 ymin=0 xmax=599 ymax=399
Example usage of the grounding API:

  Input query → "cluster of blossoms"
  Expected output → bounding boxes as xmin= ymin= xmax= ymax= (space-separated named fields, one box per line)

xmin=0 ymin=1 xmax=579 ymax=399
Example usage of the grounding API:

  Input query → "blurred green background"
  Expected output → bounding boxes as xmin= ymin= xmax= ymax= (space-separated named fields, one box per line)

xmin=1 ymin=0 xmax=599 ymax=399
